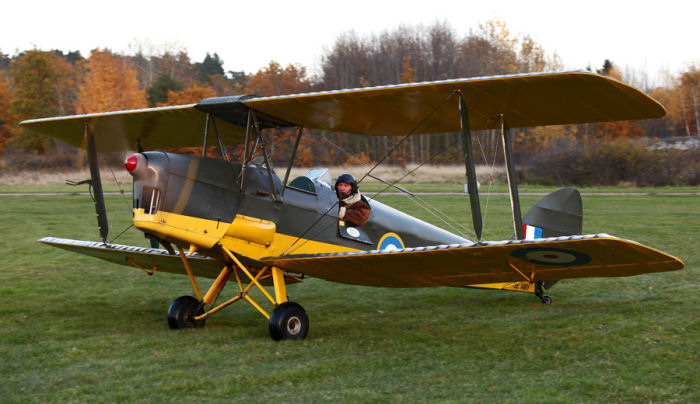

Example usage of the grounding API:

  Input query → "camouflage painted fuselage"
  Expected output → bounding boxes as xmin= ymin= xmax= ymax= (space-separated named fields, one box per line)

xmin=131 ymin=152 xmax=468 ymax=264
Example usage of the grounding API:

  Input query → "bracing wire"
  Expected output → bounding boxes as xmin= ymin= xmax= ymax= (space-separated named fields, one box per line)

xmin=106 ymin=162 xmax=135 ymax=244
xmin=355 ymin=91 xmax=458 ymax=186
xmin=474 ymin=130 xmax=501 ymax=236
xmin=281 ymin=92 xmax=461 ymax=255
xmin=319 ymin=121 xmax=476 ymax=239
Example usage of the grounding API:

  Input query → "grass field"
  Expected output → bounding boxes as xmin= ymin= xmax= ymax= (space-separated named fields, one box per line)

xmin=0 ymin=183 xmax=697 ymax=402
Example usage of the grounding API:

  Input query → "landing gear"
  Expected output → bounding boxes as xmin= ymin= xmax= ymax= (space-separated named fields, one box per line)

xmin=269 ymin=302 xmax=309 ymax=341
xmin=534 ymin=281 xmax=552 ymax=305
xmin=168 ymin=247 xmax=308 ymax=339
xmin=168 ymin=296 xmax=206 ymax=329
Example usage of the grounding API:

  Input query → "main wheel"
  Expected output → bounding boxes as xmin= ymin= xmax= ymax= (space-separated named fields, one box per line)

xmin=168 ymin=296 xmax=206 ymax=329
xmin=268 ymin=302 xmax=309 ymax=341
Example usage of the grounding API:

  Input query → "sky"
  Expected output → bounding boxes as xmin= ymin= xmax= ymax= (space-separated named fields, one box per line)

xmin=2 ymin=0 xmax=698 ymax=86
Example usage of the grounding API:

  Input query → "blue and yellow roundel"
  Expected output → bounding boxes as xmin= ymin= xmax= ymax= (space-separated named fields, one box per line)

xmin=378 ymin=233 xmax=404 ymax=251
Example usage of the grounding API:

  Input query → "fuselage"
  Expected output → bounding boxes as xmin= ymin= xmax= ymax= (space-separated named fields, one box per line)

xmin=129 ymin=152 xmax=469 ymax=265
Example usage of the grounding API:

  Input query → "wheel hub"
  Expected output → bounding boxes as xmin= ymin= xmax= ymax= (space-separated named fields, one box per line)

xmin=286 ymin=316 xmax=302 ymax=335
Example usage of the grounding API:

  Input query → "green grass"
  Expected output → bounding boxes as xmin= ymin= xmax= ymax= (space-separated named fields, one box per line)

xmin=0 ymin=185 xmax=698 ymax=402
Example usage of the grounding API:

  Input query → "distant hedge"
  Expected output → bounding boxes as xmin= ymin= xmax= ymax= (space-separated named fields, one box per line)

xmin=519 ymin=140 xmax=700 ymax=186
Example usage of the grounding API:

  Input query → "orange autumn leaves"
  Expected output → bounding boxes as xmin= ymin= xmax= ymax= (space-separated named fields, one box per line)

xmin=77 ymin=49 xmax=147 ymax=114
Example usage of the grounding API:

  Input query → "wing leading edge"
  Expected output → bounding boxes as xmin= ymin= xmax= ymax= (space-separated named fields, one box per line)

xmin=263 ymin=234 xmax=684 ymax=288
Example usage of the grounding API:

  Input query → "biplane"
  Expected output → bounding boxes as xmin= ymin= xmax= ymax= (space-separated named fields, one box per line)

xmin=22 ymin=71 xmax=685 ymax=340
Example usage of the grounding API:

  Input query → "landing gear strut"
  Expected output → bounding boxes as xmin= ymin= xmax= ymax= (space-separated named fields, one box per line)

xmin=534 ymin=281 xmax=552 ymax=305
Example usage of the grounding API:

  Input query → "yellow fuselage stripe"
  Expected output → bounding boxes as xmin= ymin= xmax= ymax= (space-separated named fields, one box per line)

xmin=133 ymin=208 xmax=359 ymax=262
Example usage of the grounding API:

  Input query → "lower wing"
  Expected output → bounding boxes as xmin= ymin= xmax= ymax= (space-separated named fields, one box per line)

xmin=263 ymin=234 xmax=684 ymax=288
xmin=40 ymin=237 xmax=225 ymax=278
xmin=39 ymin=237 xmax=301 ymax=285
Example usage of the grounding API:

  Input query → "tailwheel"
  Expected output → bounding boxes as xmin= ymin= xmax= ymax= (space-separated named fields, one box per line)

xmin=534 ymin=281 xmax=553 ymax=305
xmin=168 ymin=296 xmax=206 ymax=329
xmin=269 ymin=302 xmax=309 ymax=341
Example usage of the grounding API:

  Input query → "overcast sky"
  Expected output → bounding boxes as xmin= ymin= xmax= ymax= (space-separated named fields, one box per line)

xmin=3 ymin=0 xmax=698 ymax=85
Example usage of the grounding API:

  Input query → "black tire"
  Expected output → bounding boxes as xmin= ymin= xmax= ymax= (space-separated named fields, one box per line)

xmin=268 ymin=302 xmax=309 ymax=341
xmin=542 ymin=295 xmax=552 ymax=305
xmin=168 ymin=296 xmax=206 ymax=329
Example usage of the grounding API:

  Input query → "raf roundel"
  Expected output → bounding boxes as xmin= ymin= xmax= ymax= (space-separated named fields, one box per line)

xmin=378 ymin=233 xmax=405 ymax=251
xmin=511 ymin=247 xmax=591 ymax=266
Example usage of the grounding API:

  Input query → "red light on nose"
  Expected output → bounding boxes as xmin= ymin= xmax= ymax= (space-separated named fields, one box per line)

xmin=124 ymin=155 xmax=138 ymax=172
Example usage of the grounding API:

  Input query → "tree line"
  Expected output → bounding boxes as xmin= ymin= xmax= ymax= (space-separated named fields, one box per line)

xmin=0 ymin=20 xmax=698 ymax=171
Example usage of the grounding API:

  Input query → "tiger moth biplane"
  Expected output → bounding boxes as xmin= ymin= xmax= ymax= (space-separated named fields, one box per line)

xmin=22 ymin=71 xmax=685 ymax=340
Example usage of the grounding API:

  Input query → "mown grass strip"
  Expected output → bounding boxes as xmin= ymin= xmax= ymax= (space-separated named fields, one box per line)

xmin=0 ymin=187 xmax=697 ymax=402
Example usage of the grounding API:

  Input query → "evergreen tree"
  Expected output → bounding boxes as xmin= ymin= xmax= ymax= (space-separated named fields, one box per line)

xmin=147 ymin=70 xmax=184 ymax=106
xmin=196 ymin=52 xmax=225 ymax=82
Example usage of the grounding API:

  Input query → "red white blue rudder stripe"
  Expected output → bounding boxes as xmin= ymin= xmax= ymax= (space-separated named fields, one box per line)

xmin=523 ymin=224 xmax=543 ymax=239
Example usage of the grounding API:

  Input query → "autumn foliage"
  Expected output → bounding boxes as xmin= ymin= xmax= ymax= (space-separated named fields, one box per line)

xmin=0 ymin=70 xmax=13 ymax=149
xmin=0 ymin=20 xmax=697 ymax=179
xmin=77 ymin=49 xmax=147 ymax=114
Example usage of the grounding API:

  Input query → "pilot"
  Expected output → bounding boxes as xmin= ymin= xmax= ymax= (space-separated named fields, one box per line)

xmin=334 ymin=173 xmax=371 ymax=227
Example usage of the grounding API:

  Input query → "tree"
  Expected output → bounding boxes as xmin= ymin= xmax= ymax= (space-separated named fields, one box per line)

xmin=593 ymin=60 xmax=645 ymax=140
xmin=597 ymin=59 xmax=615 ymax=76
xmin=196 ymin=53 xmax=225 ymax=82
xmin=0 ymin=50 xmax=11 ymax=72
xmin=147 ymin=70 xmax=184 ymax=106
xmin=8 ymin=50 xmax=62 ymax=152
xmin=400 ymin=56 xmax=417 ymax=83
xmin=321 ymin=31 xmax=372 ymax=90
xmin=518 ymin=35 xmax=548 ymax=72
xmin=678 ymin=65 xmax=700 ymax=136
xmin=52 ymin=53 xmax=81 ymax=116
xmin=244 ymin=61 xmax=312 ymax=96
xmin=163 ymin=83 xmax=217 ymax=105
xmin=77 ymin=49 xmax=147 ymax=114
xmin=0 ymin=71 xmax=13 ymax=152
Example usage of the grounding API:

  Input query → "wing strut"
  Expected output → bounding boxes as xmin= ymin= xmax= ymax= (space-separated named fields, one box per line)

xmin=85 ymin=124 xmax=109 ymax=244
xmin=281 ymin=126 xmax=304 ymax=196
xmin=499 ymin=115 xmax=524 ymax=240
xmin=458 ymin=91 xmax=483 ymax=241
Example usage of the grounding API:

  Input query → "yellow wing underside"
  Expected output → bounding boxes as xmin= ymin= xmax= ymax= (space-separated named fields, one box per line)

xmin=38 ymin=237 xmax=298 ymax=285
xmin=20 ymin=71 xmax=665 ymax=151
xmin=263 ymin=235 xmax=684 ymax=288
xmin=244 ymin=71 xmax=665 ymax=136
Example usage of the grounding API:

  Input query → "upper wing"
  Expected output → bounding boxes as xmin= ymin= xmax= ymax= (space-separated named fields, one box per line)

xmin=263 ymin=234 xmax=684 ymax=288
xmin=21 ymin=71 xmax=664 ymax=151
xmin=244 ymin=71 xmax=665 ymax=136
xmin=19 ymin=96 xmax=292 ymax=152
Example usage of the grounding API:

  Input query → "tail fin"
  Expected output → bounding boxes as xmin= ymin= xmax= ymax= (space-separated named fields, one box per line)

xmin=522 ymin=186 xmax=582 ymax=238
xmin=522 ymin=187 xmax=582 ymax=290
